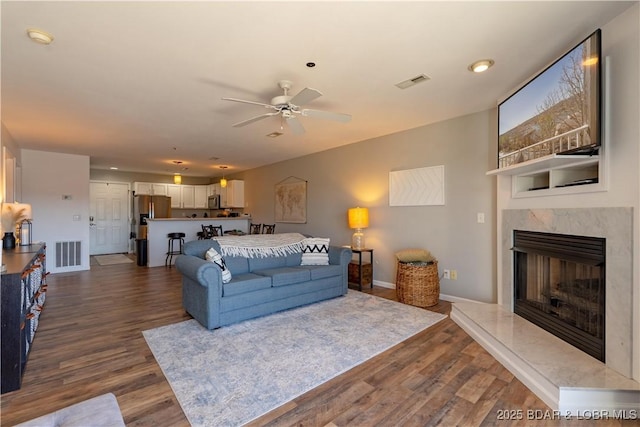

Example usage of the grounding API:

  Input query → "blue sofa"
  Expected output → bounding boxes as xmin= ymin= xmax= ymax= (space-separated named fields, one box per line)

xmin=175 ymin=239 xmax=352 ymax=329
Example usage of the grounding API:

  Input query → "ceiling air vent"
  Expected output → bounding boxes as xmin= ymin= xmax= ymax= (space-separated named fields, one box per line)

xmin=395 ymin=74 xmax=431 ymax=89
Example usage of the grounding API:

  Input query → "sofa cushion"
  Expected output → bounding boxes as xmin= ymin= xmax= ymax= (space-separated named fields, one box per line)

xmin=300 ymin=237 xmax=330 ymax=265
xmin=222 ymin=273 xmax=272 ymax=297
xmin=285 ymin=251 xmax=303 ymax=266
xmin=205 ymin=247 xmax=232 ymax=283
xmin=248 ymin=256 xmax=286 ymax=272
xmin=299 ymin=264 xmax=343 ymax=280
xmin=253 ymin=267 xmax=311 ymax=287
xmin=224 ymin=255 xmax=249 ymax=275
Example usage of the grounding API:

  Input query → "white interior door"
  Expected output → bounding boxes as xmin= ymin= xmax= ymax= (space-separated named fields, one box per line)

xmin=90 ymin=182 xmax=130 ymax=255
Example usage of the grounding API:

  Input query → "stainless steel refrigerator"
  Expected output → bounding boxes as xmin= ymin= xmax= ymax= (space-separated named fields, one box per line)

xmin=133 ymin=195 xmax=171 ymax=239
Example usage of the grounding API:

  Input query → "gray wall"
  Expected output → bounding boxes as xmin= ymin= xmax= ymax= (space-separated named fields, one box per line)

xmin=235 ymin=109 xmax=497 ymax=303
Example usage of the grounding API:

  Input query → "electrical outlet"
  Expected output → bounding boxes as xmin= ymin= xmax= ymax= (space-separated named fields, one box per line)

xmin=450 ymin=270 xmax=458 ymax=280
xmin=443 ymin=269 xmax=450 ymax=280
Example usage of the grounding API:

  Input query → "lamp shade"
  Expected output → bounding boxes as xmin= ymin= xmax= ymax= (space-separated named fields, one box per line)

xmin=348 ymin=207 xmax=369 ymax=229
xmin=174 ymin=174 xmax=182 ymax=185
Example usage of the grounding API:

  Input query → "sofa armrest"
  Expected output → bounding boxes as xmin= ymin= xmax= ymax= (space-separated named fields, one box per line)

xmin=175 ymin=254 xmax=222 ymax=290
xmin=329 ymin=246 xmax=352 ymax=266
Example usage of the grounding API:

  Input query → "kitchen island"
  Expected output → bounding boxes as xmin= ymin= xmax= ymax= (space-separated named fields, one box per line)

xmin=145 ymin=217 xmax=251 ymax=267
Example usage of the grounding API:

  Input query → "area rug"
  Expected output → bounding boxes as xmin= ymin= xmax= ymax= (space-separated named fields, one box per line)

xmin=143 ymin=291 xmax=447 ymax=426
xmin=94 ymin=254 xmax=133 ymax=265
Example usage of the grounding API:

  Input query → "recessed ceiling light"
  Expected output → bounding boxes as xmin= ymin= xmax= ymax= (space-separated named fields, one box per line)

xmin=468 ymin=59 xmax=495 ymax=73
xmin=266 ymin=131 xmax=284 ymax=138
xmin=306 ymin=62 xmax=316 ymax=68
xmin=27 ymin=28 xmax=54 ymax=45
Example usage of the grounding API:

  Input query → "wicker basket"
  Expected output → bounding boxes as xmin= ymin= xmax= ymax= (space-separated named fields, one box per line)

xmin=395 ymin=260 xmax=440 ymax=307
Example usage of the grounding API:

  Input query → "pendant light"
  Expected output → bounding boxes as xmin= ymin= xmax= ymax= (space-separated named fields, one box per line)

xmin=219 ymin=166 xmax=228 ymax=188
xmin=173 ymin=160 xmax=183 ymax=184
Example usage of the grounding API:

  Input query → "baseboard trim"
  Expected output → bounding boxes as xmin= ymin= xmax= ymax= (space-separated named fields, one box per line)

xmin=439 ymin=293 xmax=486 ymax=304
xmin=373 ymin=280 xmax=395 ymax=289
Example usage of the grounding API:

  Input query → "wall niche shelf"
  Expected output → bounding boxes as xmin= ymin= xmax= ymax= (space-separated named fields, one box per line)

xmin=487 ymin=153 xmax=604 ymax=198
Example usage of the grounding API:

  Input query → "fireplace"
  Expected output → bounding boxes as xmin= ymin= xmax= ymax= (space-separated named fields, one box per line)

xmin=512 ymin=230 xmax=605 ymax=362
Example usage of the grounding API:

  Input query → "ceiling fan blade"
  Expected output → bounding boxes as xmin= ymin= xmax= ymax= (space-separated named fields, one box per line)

xmin=289 ymin=88 xmax=323 ymax=106
xmin=302 ymin=109 xmax=352 ymax=123
xmin=232 ymin=112 xmax=280 ymax=127
xmin=286 ymin=116 xmax=305 ymax=135
xmin=222 ymin=97 xmax=276 ymax=109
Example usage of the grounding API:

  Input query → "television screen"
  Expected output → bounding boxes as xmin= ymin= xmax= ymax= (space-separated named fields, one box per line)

xmin=498 ymin=29 xmax=601 ymax=169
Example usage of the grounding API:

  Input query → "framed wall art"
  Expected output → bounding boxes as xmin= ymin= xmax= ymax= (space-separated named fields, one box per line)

xmin=274 ymin=176 xmax=307 ymax=223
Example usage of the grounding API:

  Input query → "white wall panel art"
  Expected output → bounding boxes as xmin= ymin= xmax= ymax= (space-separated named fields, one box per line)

xmin=389 ymin=165 xmax=445 ymax=206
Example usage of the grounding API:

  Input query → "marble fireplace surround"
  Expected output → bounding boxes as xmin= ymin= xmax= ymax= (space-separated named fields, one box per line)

xmin=502 ymin=208 xmax=634 ymax=377
xmin=451 ymin=207 xmax=640 ymax=413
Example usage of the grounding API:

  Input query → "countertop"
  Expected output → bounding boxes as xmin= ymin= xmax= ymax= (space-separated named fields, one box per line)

xmin=1 ymin=243 xmax=46 ymax=275
xmin=147 ymin=217 xmax=251 ymax=221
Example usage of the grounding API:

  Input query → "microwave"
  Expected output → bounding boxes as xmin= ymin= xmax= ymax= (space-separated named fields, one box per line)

xmin=208 ymin=195 xmax=220 ymax=209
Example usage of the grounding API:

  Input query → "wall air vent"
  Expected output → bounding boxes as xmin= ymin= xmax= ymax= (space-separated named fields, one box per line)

xmin=395 ymin=74 xmax=431 ymax=89
xmin=56 ymin=241 xmax=82 ymax=267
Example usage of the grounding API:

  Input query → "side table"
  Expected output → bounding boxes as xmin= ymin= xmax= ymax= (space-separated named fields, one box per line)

xmin=348 ymin=248 xmax=373 ymax=291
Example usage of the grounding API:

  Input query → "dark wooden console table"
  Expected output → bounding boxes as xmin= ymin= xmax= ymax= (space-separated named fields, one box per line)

xmin=1 ymin=243 xmax=47 ymax=393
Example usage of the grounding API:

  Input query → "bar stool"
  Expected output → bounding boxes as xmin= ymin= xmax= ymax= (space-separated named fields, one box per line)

xmin=165 ymin=232 xmax=185 ymax=267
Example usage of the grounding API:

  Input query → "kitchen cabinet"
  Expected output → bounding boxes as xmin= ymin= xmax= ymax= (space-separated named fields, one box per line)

xmin=181 ymin=186 xmax=195 ymax=208
xmin=1 ymin=244 xmax=47 ymax=393
xmin=207 ymin=183 xmax=222 ymax=196
xmin=134 ymin=182 xmax=168 ymax=195
xmin=134 ymin=182 xmax=152 ymax=195
xmin=167 ymin=185 xmax=196 ymax=208
xmin=151 ymin=183 xmax=167 ymax=196
xmin=194 ymin=186 xmax=208 ymax=209
xmin=221 ymin=180 xmax=244 ymax=208
xmin=167 ymin=184 xmax=182 ymax=208
xmin=138 ymin=181 xmax=212 ymax=208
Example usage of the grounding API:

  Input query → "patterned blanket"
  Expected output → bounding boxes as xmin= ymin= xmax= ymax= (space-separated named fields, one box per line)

xmin=214 ymin=232 xmax=307 ymax=258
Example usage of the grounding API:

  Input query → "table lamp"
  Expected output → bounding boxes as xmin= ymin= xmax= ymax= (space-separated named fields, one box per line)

xmin=348 ymin=207 xmax=369 ymax=250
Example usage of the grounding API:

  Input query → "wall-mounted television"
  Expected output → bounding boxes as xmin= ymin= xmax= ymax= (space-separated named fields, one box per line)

xmin=498 ymin=29 xmax=602 ymax=169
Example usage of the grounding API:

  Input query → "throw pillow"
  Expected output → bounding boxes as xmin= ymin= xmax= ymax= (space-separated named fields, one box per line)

xmin=301 ymin=237 xmax=330 ymax=266
xmin=205 ymin=247 xmax=232 ymax=283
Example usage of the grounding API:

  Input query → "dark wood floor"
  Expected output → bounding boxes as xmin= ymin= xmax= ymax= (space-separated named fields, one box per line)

xmin=1 ymin=259 xmax=628 ymax=426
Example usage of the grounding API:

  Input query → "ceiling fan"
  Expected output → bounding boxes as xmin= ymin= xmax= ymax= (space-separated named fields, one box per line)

xmin=222 ymin=80 xmax=351 ymax=135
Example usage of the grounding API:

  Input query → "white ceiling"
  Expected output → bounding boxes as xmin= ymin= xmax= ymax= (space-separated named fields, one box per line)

xmin=1 ymin=1 xmax=633 ymax=179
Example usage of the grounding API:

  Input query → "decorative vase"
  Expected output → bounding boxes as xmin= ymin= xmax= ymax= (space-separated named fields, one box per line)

xmin=3 ymin=232 xmax=16 ymax=250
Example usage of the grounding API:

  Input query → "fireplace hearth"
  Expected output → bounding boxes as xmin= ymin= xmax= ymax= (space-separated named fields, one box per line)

xmin=513 ymin=230 xmax=605 ymax=361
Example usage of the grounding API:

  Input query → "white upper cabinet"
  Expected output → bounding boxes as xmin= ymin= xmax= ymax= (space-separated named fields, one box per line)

xmin=181 ymin=185 xmax=195 ymax=208
xmin=133 ymin=182 xmax=153 ymax=195
xmin=221 ymin=180 xmax=244 ymax=208
xmin=151 ymin=183 xmax=167 ymax=196
xmin=137 ymin=182 xmax=214 ymax=208
xmin=166 ymin=184 xmax=182 ymax=208
xmin=194 ymin=186 xmax=208 ymax=209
